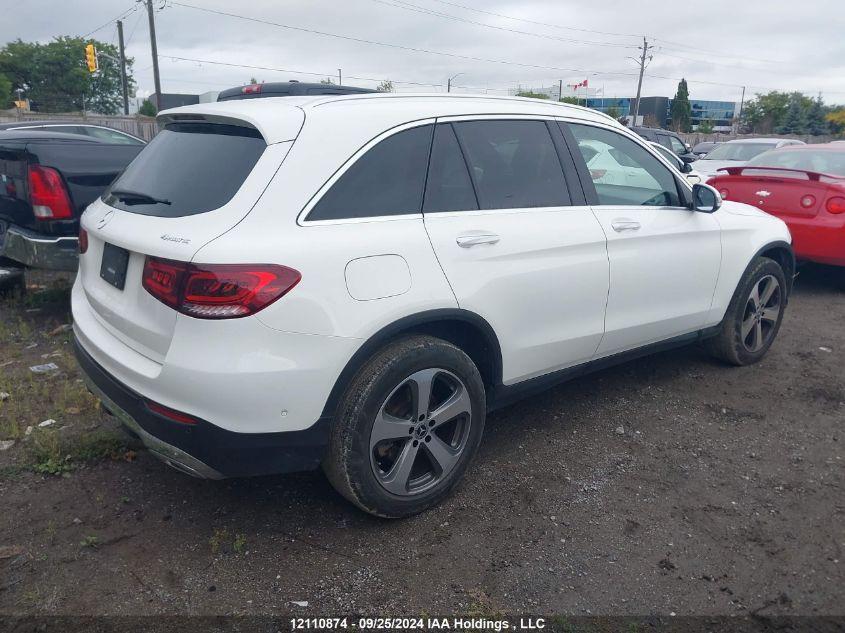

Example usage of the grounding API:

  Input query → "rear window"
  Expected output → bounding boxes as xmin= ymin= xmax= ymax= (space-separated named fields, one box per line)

xmin=746 ymin=149 xmax=845 ymax=176
xmin=103 ymin=122 xmax=265 ymax=217
xmin=705 ymin=143 xmax=774 ymax=161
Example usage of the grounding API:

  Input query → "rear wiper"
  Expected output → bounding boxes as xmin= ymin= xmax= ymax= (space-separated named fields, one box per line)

xmin=110 ymin=189 xmax=171 ymax=205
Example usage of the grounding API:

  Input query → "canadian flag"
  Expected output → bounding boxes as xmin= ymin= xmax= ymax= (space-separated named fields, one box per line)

xmin=569 ymin=79 xmax=589 ymax=90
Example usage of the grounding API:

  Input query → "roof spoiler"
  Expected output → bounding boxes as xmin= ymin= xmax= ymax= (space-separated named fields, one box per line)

xmin=719 ymin=166 xmax=844 ymax=181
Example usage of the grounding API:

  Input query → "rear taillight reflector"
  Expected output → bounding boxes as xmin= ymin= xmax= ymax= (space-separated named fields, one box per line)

xmin=79 ymin=227 xmax=89 ymax=254
xmin=719 ymin=188 xmax=729 ymax=200
xmin=142 ymin=257 xmax=301 ymax=319
xmin=145 ymin=400 xmax=199 ymax=425
xmin=826 ymin=196 xmax=845 ymax=214
xmin=800 ymin=195 xmax=816 ymax=208
xmin=29 ymin=165 xmax=73 ymax=220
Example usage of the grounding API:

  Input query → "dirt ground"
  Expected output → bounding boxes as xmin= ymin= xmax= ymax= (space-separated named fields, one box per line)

xmin=0 ymin=265 xmax=843 ymax=618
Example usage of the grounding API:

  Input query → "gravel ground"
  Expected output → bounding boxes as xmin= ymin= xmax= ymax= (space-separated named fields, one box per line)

xmin=0 ymin=265 xmax=843 ymax=618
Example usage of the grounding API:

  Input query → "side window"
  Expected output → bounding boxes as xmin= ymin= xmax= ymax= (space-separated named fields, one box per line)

xmin=308 ymin=124 xmax=433 ymax=221
xmin=451 ymin=120 xmax=570 ymax=210
xmin=668 ymin=135 xmax=687 ymax=155
xmin=656 ymin=133 xmax=673 ymax=150
xmin=423 ymin=124 xmax=478 ymax=213
xmin=569 ymin=123 xmax=682 ymax=207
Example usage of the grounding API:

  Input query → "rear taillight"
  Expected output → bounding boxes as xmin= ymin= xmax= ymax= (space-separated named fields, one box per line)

xmin=142 ymin=257 xmax=301 ymax=319
xmin=589 ymin=169 xmax=607 ymax=180
xmin=79 ymin=227 xmax=89 ymax=254
xmin=242 ymin=84 xmax=262 ymax=94
xmin=28 ymin=165 xmax=73 ymax=220
xmin=719 ymin=188 xmax=729 ymax=200
xmin=826 ymin=196 xmax=845 ymax=214
xmin=800 ymin=195 xmax=816 ymax=209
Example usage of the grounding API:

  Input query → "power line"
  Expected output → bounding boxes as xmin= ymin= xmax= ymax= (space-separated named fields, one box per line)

xmin=80 ymin=5 xmax=137 ymax=39
xmin=169 ymin=2 xmax=639 ymax=79
xmin=424 ymin=0 xmax=642 ymax=39
xmin=160 ymin=55 xmax=447 ymax=88
xmin=369 ymin=0 xmax=638 ymax=49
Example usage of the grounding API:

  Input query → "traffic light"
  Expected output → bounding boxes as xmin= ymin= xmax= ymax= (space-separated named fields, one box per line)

xmin=85 ymin=44 xmax=98 ymax=73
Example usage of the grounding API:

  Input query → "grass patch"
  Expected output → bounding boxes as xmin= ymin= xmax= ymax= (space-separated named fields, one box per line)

xmin=28 ymin=428 xmax=135 ymax=476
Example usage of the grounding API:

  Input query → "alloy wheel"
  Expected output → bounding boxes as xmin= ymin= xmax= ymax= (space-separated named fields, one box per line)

xmin=369 ymin=368 xmax=473 ymax=496
xmin=741 ymin=274 xmax=781 ymax=353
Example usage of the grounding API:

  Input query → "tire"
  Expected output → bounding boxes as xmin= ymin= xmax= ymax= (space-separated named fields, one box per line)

xmin=323 ymin=335 xmax=486 ymax=518
xmin=705 ymin=256 xmax=787 ymax=366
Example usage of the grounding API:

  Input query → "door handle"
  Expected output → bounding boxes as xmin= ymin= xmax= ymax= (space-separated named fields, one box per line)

xmin=456 ymin=233 xmax=500 ymax=248
xmin=610 ymin=220 xmax=641 ymax=232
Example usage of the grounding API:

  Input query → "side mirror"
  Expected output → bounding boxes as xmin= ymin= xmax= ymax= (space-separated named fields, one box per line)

xmin=685 ymin=143 xmax=692 ymax=151
xmin=692 ymin=183 xmax=721 ymax=213
xmin=681 ymin=161 xmax=693 ymax=174
xmin=681 ymin=154 xmax=698 ymax=164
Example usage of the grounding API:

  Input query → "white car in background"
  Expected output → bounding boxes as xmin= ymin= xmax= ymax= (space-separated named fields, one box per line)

xmin=695 ymin=138 xmax=805 ymax=178
xmin=72 ymin=94 xmax=794 ymax=518
xmin=649 ymin=141 xmax=703 ymax=184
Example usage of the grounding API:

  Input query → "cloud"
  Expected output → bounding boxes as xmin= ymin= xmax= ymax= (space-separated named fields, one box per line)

xmin=3 ymin=0 xmax=844 ymax=103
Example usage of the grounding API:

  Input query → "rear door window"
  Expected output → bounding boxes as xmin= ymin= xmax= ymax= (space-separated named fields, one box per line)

xmin=103 ymin=122 xmax=266 ymax=217
xmin=307 ymin=124 xmax=433 ymax=221
xmin=668 ymin=135 xmax=687 ymax=155
xmin=451 ymin=120 xmax=570 ymax=209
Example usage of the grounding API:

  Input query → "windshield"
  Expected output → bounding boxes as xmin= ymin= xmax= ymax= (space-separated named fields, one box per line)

xmin=746 ymin=149 xmax=845 ymax=176
xmin=103 ymin=122 xmax=266 ymax=217
xmin=704 ymin=143 xmax=775 ymax=161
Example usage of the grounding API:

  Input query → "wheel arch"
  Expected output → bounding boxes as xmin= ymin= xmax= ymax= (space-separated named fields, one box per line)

xmin=320 ymin=309 xmax=503 ymax=419
xmin=756 ymin=240 xmax=795 ymax=295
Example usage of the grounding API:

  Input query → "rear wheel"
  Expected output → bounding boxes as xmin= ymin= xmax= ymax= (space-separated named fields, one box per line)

xmin=705 ymin=257 xmax=787 ymax=366
xmin=323 ymin=335 xmax=486 ymax=518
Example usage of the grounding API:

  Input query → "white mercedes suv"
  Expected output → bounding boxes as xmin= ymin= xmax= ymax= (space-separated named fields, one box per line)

xmin=73 ymin=94 xmax=793 ymax=517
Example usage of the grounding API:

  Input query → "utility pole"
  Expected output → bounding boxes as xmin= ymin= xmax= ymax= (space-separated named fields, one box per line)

xmin=337 ymin=69 xmax=342 ymax=85
xmin=735 ymin=85 xmax=746 ymax=132
xmin=630 ymin=36 xmax=652 ymax=127
xmin=117 ymin=20 xmax=129 ymax=115
xmin=145 ymin=0 xmax=162 ymax=111
xmin=447 ymin=73 xmax=464 ymax=93
xmin=558 ymin=79 xmax=563 ymax=102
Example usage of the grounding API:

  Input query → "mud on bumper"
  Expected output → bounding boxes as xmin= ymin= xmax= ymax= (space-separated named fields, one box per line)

xmin=73 ymin=336 xmax=331 ymax=479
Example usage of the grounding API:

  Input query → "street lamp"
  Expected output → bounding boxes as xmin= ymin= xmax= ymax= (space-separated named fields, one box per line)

xmin=447 ymin=73 xmax=464 ymax=93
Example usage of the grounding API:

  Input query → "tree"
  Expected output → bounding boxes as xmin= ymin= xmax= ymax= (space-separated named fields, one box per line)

xmin=742 ymin=91 xmax=792 ymax=133
xmin=826 ymin=108 xmax=845 ymax=135
xmin=604 ymin=105 xmax=621 ymax=119
xmin=376 ymin=80 xmax=394 ymax=93
xmin=0 ymin=72 xmax=11 ymax=108
xmin=806 ymin=96 xmax=829 ymax=135
xmin=248 ymin=77 xmax=259 ymax=85
xmin=320 ymin=78 xmax=335 ymax=85
xmin=697 ymin=120 xmax=714 ymax=134
xmin=776 ymin=92 xmax=809 ymax=135
xmin=138 ymin=99 xmax=156 ymax=117
xmin=670 ymin=78 xmax=692 ymax=132
xmin=516 ymin=90 xmax=549 ymax=100
xmin=0 ymin=36 xmax=135 ymax=114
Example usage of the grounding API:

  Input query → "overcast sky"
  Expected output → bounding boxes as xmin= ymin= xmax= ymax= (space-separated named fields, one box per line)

xmin=3 ymin=0 xmax=845 ymax=105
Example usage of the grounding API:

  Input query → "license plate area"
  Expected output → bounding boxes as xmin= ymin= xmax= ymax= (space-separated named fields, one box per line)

xmin=100 ymin=243 xmax=130 ymax=290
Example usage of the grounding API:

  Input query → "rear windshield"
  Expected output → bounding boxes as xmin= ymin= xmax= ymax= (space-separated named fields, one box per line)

xmin=746 ymin=149 xmax=845 ymax=176
xmin=704 ymin=143 xmax=774 ymax=161
xmin=103 ymin=122 xmax=266 ymax=217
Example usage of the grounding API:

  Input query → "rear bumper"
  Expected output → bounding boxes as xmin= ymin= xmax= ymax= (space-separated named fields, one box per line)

xmin=0 ymin=223 xmax=78 ymax=271
xmin=73 ymin=336 xmax=332 ymax=479
xmin=788 ymin=219 xmax=845 ymax=267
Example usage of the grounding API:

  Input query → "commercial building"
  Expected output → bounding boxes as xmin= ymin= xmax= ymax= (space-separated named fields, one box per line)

xmin=585 ymin=96 xmax=738 ymax=132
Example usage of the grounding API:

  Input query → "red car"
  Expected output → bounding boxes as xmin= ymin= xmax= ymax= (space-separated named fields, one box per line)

xmin=707 ymin=143 xmax=845 ymax=267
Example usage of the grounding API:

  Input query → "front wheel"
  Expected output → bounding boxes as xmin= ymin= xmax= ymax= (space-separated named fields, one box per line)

xmin=323 ymin=335 xmax=486 ymax=518
xmin=705 ymin=256 xmax=787 ymax=366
